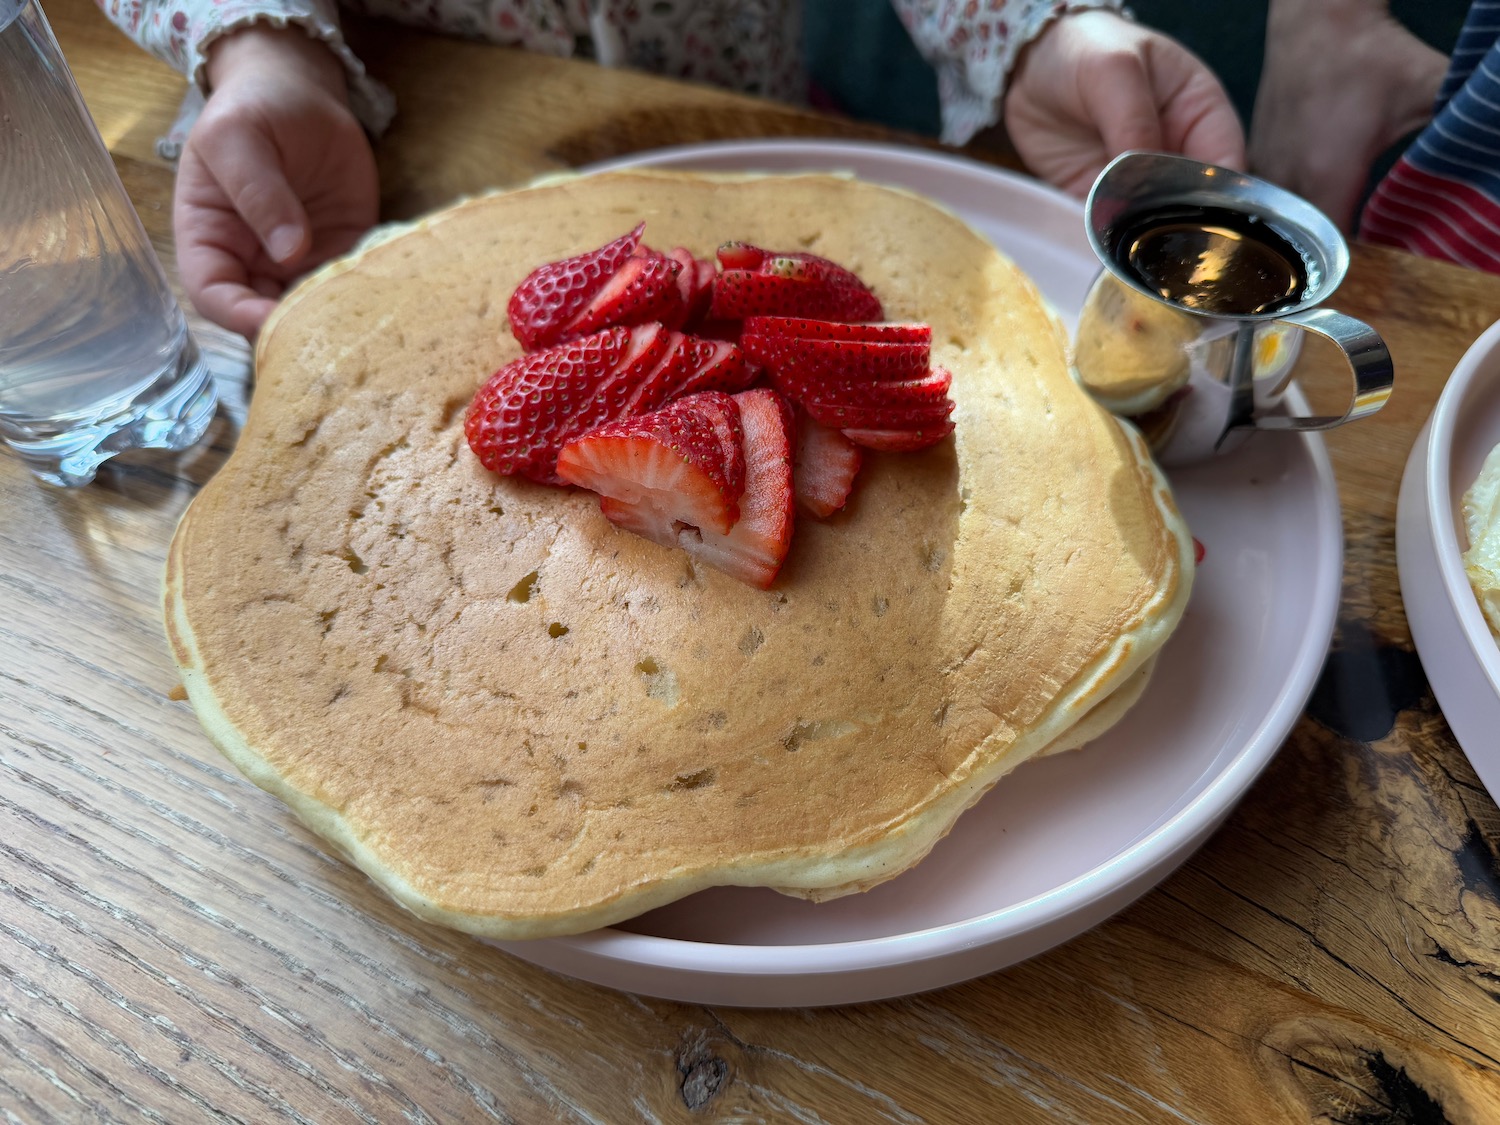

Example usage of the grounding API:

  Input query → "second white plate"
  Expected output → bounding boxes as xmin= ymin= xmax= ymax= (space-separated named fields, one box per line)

xmin=1399 ymin=318 xmax=1500 ymax=799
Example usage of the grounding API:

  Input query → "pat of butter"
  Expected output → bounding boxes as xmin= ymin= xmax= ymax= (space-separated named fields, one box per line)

xmin=1461 ymin=442 xmax=1500 ymax=638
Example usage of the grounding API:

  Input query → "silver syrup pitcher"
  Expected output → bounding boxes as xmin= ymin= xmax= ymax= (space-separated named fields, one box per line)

xmin=1073 ymin=151 xmax=1393 ymax=467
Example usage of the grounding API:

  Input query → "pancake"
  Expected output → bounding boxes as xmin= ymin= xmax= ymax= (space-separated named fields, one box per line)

xmin=163 ymin=171 xmax=1194 ymax=939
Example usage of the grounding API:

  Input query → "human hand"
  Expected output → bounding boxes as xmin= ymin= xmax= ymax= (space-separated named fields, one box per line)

xmin=175 ymin=26 xmax=379 ymax=338
xmin=1003 ymin=10 xmax=1245 ymax=198
xmin=1249 ymin=0 xmax=1446 ymax=232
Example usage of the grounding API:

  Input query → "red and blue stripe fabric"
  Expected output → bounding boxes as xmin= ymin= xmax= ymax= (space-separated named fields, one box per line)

xmin=1360 ymin=0 xmax=1500 ymax=272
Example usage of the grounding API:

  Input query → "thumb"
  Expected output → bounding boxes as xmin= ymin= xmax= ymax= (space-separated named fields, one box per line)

xmin=197 ymin=118 xmax=312 ymax=266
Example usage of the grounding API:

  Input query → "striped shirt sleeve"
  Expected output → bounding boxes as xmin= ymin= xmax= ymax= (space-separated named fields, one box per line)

xmin=1360 ymin=0 xmax=1500 ymax=272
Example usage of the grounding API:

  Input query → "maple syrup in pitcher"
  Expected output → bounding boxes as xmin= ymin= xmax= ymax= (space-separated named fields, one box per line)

xmin=1112 ymin=204 xmax=1315 ymax=317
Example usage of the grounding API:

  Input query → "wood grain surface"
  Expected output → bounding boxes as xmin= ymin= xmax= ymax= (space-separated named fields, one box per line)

xmin=8 ymin=0 xmax=1500 ymax=1120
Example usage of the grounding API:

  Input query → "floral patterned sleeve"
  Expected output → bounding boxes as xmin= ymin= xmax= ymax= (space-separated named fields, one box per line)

xmin=889 ymin=0 xmax=1126 ymax=145
xmin=91 ymin=0 xmax=395 ymax=143
xmin=90 ymin=0 xmax=807 ymax=157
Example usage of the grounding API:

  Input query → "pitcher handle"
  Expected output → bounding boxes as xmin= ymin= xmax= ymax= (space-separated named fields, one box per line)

xmin=1249 ymin=307 xmax=1394 ymax=431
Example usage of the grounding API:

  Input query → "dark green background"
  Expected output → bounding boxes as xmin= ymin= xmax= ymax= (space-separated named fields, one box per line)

xmin=804 ymin=0 xmax=1472 ymax=140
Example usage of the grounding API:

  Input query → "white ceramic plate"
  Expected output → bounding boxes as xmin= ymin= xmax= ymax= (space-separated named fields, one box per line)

xmin=487 ymin=141 xmax=1344 ymax=1006
xmin=1398 ymin=318 xmax=1500 ymax=795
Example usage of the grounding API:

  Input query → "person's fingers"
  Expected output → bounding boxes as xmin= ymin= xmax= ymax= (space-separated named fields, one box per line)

xmin=1075 ymin=49 xmax=1166 ymax=158
xmin=1080 ymin=39 xmax=1247 ymax=175
xmin=175 ymin=189 xmax=280 ymax=337
xmin=249 ymin=274 xmax=283 ymax=299
xmin=194 ymin=114 xmax=312 ymax=267
xmin=182 ymin=240 xmax=279 ymax=337
xmin=199 ymin=280 xmax=280 ymax=339
xmin=1162 ymin=71 xmax=1247 ymax=171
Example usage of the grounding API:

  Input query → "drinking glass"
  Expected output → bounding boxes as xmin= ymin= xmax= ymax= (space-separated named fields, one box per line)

xmin=0 ymin=0 xmax=217 ymax=486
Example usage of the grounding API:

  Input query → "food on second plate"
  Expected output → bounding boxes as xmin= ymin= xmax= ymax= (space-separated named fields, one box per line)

xmin=1462 ymin=442 xmax=1500 ymax=637
xmin=162 ymin=171 xmax=1194 ymax=940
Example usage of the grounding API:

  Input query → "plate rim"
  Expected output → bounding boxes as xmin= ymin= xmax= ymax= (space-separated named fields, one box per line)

xmin=1399 ymin=316 xmax=1500 ymax=790
xmin=495 ymin=139 xmax=1344 ymax=986
xmin=1423 ymin=317 xmax=1500 ymax=698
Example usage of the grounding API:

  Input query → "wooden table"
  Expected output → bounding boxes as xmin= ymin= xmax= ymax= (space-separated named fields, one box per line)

xmin=10 ymin=0 xmax=1500 ymax=1119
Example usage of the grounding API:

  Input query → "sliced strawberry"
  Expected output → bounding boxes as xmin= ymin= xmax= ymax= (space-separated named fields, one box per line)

xmin=610 ymin=321 xmax=675 ymax=380
xmin=556 ymin=392 xmax=746 ymax=536
xmin=807 ymin=399 xmax=954 ymax=430
xmin=673 ymin=337 xmax=755 ymax=397
xmin=716 ymin=245 xmax=870 ymax=292
xmin=745 ymin=330 xmax=956 ymax=447
xmin=710 ymin=272 xmax=819 ymax=320
xmin=841 ymin=421 xmax=955 ymax=452
xmin=625 ymin=332 xmax=756 ymax=415
xmin=717 ymin=241 xmax=767 ymax=270
xmin=742 ymin=334 xmax=931 ymax=384
xmin=466 ymin=323 xmax=677 ymax=484
xmin=794 ymin=412 xmax=862 ymax=518
xmin=742 ymin=316 xmax=932 ymax=345
xmin=651 ymin=246 xmax=716 ymax=331
xmin=589 ymin=322 xmax=675 ymax=413
xmin=647 ymin=387 xmax=794 ymax=588
xmin=593 ymin=388 xmax=794 ymax=588
xmin=711 ymin=271 xmax=882 ymax=322
xmin=692 ymin=258 xmax=717 ymax=300
xmin=692 ymin=317 xmax=744 ymax=345
xmin=664 ymin=248 xmax=698 ymax=328
xmin=508 ymin=223 xmax=645 ymax=351
xmin=760 ymin=253 xmax=870 ymax=292
xmin=787 ymin=368 xmax=953 ymax=411
xmin=702 ymin=391 xmax=745 ymax=474
xmin=708 ymin=246 xmax=883 ymax=323
xmin=566 ymin=254 xmax=683 ymax=338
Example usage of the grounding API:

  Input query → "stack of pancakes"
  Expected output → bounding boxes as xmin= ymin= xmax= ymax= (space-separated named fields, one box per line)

xmin=163 ymin=172 xmax=1193 ymax=939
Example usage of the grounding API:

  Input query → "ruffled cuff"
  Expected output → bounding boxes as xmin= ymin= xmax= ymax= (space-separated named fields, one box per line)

xmin=191 ymin=3 xmax=396 ymax=135
xmin=892 ymin=0 xmax=1126 ymax=145
xmin=141 ymin=0 xmax=395 ymax=159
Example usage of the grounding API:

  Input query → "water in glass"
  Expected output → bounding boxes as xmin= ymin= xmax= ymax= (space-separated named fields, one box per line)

xmin=0 ymin=0 xmax=216 ymax=485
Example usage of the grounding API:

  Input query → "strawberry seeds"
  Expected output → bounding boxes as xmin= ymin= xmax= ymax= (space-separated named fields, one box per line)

xmin=465 ymin=224 xmax=958 ymax=588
